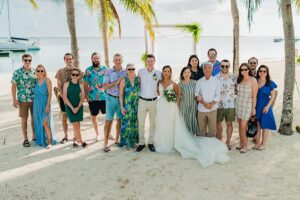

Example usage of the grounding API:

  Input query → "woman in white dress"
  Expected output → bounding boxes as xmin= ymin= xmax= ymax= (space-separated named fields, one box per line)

xmin=155 ymin=65 xmax=230 ymax=167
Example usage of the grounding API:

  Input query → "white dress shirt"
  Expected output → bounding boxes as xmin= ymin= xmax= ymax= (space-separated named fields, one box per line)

xmin=138 ymin=68 xmax=161 ymax=99
xmin=195 ymin=76 xmax=221 ymax=112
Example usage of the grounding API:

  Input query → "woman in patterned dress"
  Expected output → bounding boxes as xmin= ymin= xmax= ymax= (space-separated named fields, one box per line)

xmin=235 ymin=63 xmax=258 ymax=153
xmin=119 ymin=64 xmax=139 ymax=148
xmin=178 ymin=67 xmax=200 ymax=135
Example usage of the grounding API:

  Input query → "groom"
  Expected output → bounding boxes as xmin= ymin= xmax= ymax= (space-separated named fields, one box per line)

xmin=136 ymin=54 xmax=161 ymax=152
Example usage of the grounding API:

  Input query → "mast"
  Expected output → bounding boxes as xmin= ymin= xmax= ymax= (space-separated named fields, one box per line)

xmin=7 ymin=0 xmax=12 ymax=39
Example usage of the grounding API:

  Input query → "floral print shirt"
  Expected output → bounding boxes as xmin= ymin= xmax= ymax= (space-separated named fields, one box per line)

xmin=217 ymin=73 xmax=237 ymax=109
xmin=11 ymin=67 xmax=36 ymax=102
xmin=103 ymin=67 xmax=126 ymax=97
xmin=83 ymin=66 xmax=107 ymax=101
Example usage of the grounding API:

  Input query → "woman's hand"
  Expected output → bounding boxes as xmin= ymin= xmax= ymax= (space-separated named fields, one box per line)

xmin=45 ymin=104 xmax=50 ymax=114
xmin=263 ymin=105 xmax=270 ymax=114
xmin=251 ymin=108 xmax=256 ymax=116
xmin=72 ymin=107 xmax=79 ymax=114
xmin=121 ymin=107 xmax=126 ymax=115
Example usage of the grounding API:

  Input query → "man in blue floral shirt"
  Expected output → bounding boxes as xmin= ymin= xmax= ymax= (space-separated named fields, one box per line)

xmin=102 ymin=53 xmax=126 ymax=152
xmin=83 ymin=52 xmax=107 ymax=141
xmin=201 ymin=48 xmax=221 ymax=77
xmin=11 ymin=54 xmax=36 ymax=147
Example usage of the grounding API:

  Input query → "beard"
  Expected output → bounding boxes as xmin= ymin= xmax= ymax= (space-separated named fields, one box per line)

xmin=92 ymin=61 xmax=100 ymax=68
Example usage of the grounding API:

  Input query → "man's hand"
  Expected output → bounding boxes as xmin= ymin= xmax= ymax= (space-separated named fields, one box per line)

xmin=13 ymin=99 xmax=19 ymax=108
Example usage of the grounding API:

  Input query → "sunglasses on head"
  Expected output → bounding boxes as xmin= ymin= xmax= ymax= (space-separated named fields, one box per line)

xmin=259 ymin=70 xmax=267 ymax=73
xmin=221 ymin=65 xmax=229 ymax=69
xmin=72 ymin=73 xmax=79 ymax=77
xmin=36 ymin=70 xmax=44 ymax=73
xmin=249 ymin=62 xmax=257 ymax=65
xmin=24 ymin=59 xmax=32 ymax=62
xmin=240 ymin=68 xmax=249 ymax=72
xmin=127 ymin=68 xmax=135 ymax=71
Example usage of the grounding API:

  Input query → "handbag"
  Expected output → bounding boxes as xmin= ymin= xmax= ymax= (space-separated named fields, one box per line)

xmin=246 ymin=116 xmax=258 ymax=138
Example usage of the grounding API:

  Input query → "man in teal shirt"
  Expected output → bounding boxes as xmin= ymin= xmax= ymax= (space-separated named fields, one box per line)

xmin=83 ymin=52 xmax=107 ymax=141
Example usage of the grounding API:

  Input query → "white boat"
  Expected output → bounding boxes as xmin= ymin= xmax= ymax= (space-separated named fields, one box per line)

xmin=0 ymin=0 xmax=40 ymax=52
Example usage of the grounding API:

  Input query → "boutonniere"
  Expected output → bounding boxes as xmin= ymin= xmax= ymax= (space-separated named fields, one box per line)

xmin=153 ymin=73 xmax=158 ymax=81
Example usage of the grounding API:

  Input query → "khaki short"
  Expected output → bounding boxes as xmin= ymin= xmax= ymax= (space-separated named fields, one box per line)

xmin=217 ymin=108 xmax=235 ymax=122
xmin=19 ymin=102 xmax=33 ymax=118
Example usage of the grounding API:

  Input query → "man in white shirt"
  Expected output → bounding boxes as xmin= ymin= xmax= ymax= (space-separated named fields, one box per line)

xmin=195 ymin=62 xmax=221 ymax=137
xmin=136 ymin=54 xmax=161 ymax=152
xmin=216 ymin=59 xmax=236 ymax=150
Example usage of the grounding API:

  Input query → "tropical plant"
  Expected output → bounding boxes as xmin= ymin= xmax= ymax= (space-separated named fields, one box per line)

xmin=176 ymin=22 xmax=202 ymax=54
xmin=85 ymin=0 xmax=157 ymax=67
xmin=244 ymin=0 xmax=300 ymax=135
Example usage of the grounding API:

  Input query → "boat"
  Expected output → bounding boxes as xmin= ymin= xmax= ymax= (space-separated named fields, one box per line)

xmin=0 ymin=0 xmax=40 ymax=52
xmin=273 ymin=38 xmax=283 ymax=43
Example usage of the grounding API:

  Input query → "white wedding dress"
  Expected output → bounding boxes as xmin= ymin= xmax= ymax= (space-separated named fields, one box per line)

xmin=155 ymin=83 xmax=230 ymax=167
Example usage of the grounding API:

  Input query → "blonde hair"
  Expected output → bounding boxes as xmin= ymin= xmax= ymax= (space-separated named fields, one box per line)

xmin=36 ymin=64 xmax=47 ymax=78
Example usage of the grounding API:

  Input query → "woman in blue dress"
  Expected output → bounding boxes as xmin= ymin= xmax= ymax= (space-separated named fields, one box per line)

xmin=254 ymin=65 xmax=277 ymax=150
xmin=33 ymin=65 xmax=57 ymax=149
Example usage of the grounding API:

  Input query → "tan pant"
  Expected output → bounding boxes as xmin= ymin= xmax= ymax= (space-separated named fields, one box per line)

xmin=138 ymin=99 xmax=157 ymax=145
xmin=198 ymin=110 xmax=217 ymax=137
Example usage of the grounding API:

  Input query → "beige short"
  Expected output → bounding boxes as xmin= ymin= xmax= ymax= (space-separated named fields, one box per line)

xmin=19 ymin=102 xmax=33 ymax=118
xmin=197 ymin=110 xmax=217 ymax=137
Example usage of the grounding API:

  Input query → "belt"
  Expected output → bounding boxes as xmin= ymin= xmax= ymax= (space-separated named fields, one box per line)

xmin=139 ymin=96 xmax=157 ymax=101
xmin=107 ymin=93 xmax=119 ymax=98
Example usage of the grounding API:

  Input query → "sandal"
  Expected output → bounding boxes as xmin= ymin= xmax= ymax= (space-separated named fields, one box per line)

xmin=252 ymin=145 xmax=260 ymax=150
xmin=32 ymin=138 xmax=36 ymax=142
xmin=235 ymin=146 xmax=242 ymax=150
xmin=23 ymin=140 xmax=30 ymax=147
xmin=240 ymin=148 xmax=248 ymax=153
xmin=103 ymin=147 xmax=111 ymax=152
xmin=46 ymin=144 xmax=52 ymax=149
xmin=60 ymin=137 xmax=68 ymax=144
xmin=257 ymin=146 xmax=266 ymax=151
xmin=73 ymin=142 xmax=79 ymax=148
xmin=82 ymin=142 xmax=88 ymax=148
xmin=226 ymin=143 xmax=233 ymax=150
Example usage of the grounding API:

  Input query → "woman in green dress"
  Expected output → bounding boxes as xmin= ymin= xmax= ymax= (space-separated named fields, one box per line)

xmin=119 ymin=64 xmax=139 ymax=148
xmin=178 ymin=67 xmax=200 ymax=135
xmin=63 ymin=68 xmax=87 ymax=148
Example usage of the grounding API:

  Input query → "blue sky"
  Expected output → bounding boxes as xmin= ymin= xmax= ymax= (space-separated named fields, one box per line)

xmin=0 ymin=0 xmax=300 ymax=37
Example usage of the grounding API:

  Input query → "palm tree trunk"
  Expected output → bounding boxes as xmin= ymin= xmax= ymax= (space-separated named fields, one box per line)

xmin=65 ymin=0 xmax=80 ymax=68
xmin=278 ymin=0 xmax=295 ymax=135
xmin=231 ymin=0 xmax=239 ymax=74
xmin=100 ymin=0 xmax=109 ymax=68
xmin=193 ymin=40 xmax=197 ymax=54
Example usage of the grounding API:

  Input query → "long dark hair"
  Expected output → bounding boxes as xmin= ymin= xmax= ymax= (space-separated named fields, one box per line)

xmin=187 ymin=55 xmax=200 ymax=68
xmin=237 ymin=63 xmax=251 ymax=84
xmin=180 ymin=66 xmax=191 ymax=81
xmin=256 ymin=65 xmax=271 ymax=86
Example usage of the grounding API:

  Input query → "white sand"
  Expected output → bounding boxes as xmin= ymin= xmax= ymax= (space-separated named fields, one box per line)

xmin=0 ymin=60 xmax=300 ymax=200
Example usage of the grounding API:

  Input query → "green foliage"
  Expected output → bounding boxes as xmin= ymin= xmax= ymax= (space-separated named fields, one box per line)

xmin=140 ymin=52 xmax=148 ymax=67
xmin=176 ymin=22 xmax=202 ymax=43
xmin=297 ymin=55 xmax=300 ymax=64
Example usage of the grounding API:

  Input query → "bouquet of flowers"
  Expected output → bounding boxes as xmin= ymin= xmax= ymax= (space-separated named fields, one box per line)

xmin=163 ymin=89 xmax=177 ymax=103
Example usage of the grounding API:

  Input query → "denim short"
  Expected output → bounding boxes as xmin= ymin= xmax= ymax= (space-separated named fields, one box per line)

xmin=105 ymin=94 xmax=122 ymax=121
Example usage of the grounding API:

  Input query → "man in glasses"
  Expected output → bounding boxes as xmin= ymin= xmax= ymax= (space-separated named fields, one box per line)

xmin=201 ymin=48 xmax=221 ymax=77
xmin=216 ymin=59 xmax=236 ymax=150
xmin=11 ymin=54 xmax=36 ymax=147
xmin=248 ymin=57 xmax=258 ymax=77
xmin=83 ymin=52 xmax=107 ymax=141
xmin=55 ymin=53 xmax=83 ymax=143
xmin=102 ymin=53 xmax=126 ymax=152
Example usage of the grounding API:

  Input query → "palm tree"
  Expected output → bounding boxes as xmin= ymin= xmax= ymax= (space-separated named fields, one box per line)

xmin=85 ymin=0 xmax=157 ymax=67
xmin=244 ymin=0 xmax=300 ymax=135
xmin=176 ymin=22 xmax=202 ymax=54
xmin=28 ymin=0 xmax=80 ymax=68
xmin=231 ymin=0 xmax=239 ymax=74
xmin=65 ymin=0 xmax=80 ymax=68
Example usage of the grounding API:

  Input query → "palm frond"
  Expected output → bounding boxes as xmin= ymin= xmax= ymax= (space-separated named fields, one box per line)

xmin=28 ymin=0 xmax=39 ymax=10
xmin=108 ymin=0 xmax=121 ymax=38
xmin=243 ymin=0 xmax=262 ymax=30
xmin=176 ymin=22 xmax=202 ymax=43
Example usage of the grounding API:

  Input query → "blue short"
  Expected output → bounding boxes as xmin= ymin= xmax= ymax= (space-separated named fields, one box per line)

xmin=105 ymin=95 xmax=122 ymax=121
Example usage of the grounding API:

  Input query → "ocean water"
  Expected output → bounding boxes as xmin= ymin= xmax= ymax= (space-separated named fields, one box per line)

xmin=0 ymin=36 xmax=298 ymax=73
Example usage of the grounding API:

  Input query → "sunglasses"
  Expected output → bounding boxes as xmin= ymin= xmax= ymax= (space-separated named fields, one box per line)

xmin=127 ymin=68 xmax=135 ymax=71
xmin=259 ymin=70 xmax=267 ymax=73
xmin=240 ymin=68 xmax=249 ymax=72
xmin=208 ymin=54 xmax=216 ymax=57
xmin=72 ymin=73 xmax=79 ymax=77
xmin=221 ymin=65 xmax=229 ymax=69
xmin=249 ymin=62 xmax=257 ymax=65
xmin=36 ymin=70 xmax=44 ymax=73
xmin=24 ymin=59 xmax=32 ymax=62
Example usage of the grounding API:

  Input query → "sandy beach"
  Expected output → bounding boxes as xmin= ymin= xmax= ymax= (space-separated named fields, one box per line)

xmin=0 ymin=60 xmax=300 ymax=200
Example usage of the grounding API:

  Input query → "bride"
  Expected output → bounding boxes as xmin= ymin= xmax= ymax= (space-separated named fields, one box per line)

xmin=155 ymin=65 xmax=230 ymax=167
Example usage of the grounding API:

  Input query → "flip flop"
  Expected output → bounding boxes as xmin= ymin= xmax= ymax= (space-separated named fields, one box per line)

xmin=103 ymin=147 xmax=111 ymax=152
xmin=257 ymin=146 xmax=266 ymax=151
xmin=240 ymin=148 xmax=247 ymax=153
xmin=60 ymin=137 xmax=68 ymax=144
xmin=235 ymin=146 xmax=242 ymax=150
xmin=23 ymin=140 xmax=30 ymax=147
